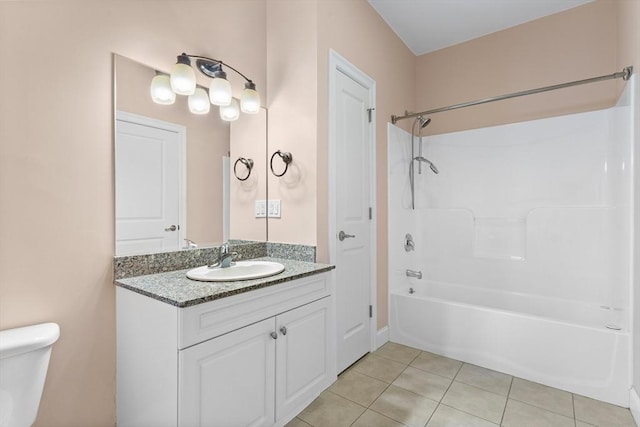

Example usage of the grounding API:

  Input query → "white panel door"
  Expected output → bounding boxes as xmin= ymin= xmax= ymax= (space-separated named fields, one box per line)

xmin=275 ymin=297 xmax=331 ymax=419
xmin=335 ymin=70 xmax=372 ymax=373
xmin=115 ymin=117 xmax=181 ymax=255
xmin=179 ymin=318 xmax=276 ymax=427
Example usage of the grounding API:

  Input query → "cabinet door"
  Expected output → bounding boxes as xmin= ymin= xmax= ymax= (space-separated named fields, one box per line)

xmin=275 ymin=297 xmax=332 ymax=419
xmin=179 ymin=317 xmax=276 ymax=427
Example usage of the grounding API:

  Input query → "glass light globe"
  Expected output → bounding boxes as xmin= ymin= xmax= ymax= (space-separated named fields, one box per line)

xmin=150 ymin=75 xmax=176 ymax=105
xmin=209 ymin=77 xmax=232 ymax=106
xmin=240 ymin=83 xmax=261 ymax=114
xmin=170 ymin=62 xmax=196 ymax=95
xmin=188 ymin=87 xmax=211 ymax=114
xmin=219 ymin=98 xmax=240 ymax=121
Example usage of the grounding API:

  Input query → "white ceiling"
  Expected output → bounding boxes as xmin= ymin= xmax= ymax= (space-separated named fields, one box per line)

xmin=368 ymin=0 xmax=595 ymax=56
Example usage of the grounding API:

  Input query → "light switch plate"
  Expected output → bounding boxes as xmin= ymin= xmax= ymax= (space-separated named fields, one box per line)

xmin=268 ymin=199 xmax=281 ymax=218
xmin=255 ymin=200 xmax=266 ymax=218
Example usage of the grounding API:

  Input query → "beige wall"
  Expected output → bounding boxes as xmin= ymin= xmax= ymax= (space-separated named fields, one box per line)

xmin=230 ymin=109 xmax=268 ymax=241
xmin=616 ymin=0 xmax=640 ymax=95
xmin=315 ymin=0 xmax=416 ymax=329
xmin=266 ymin=0 xmax=319 ymax=246
xmin=0 ymin=1 xmax=266 ymax=426
xmin=415 ymin=0 xmax=618 ymax=136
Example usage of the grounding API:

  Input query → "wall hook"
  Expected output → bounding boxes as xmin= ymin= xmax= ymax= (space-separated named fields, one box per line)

xmin=270 ymin=150 xmax=293 ymax=177
xmin=233 ymin=157 xmax=254 ymax=181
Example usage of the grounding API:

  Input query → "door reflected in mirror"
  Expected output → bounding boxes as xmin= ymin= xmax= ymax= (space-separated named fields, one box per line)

xmin=114 ymin=54 xmax=266 ymax=256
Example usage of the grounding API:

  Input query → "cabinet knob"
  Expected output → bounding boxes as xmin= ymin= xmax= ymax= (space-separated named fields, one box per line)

xmin=280 ymin=326 xmax=287 ymax=336
xmin=270 ymin=332 xmax=278 ymax=340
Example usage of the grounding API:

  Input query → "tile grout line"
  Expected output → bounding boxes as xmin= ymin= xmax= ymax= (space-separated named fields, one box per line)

xmin=318 ymin=389 xmax=367 ymax=427
xmin=506 ymin=395 xmax=576 ymax=421
xmin=364 ymin=355 xmax=418 ymax=427
xmin=438 ymin=381 xmax=509 ymax=425
xmin=362 ymin=350 xmax=443 ymax=427
xmin=332 ymin=350 xmax=407 ymax=426
xmin=366 ymin=407 xmax=412 ymax=427
xmin=321 ymin=388 xmax=371 ymax=411
xmin=435 ymin=402 xmax=508 ymax=426
xmin=408 ymin=351 xmax=463 ymax=382
xmin=500 ymin=376 xmax=515 ymax=426
xmin=423 ymin=361 xmax=466 ymax=426
xmin=372 ymin=349 xmax=422 ymax=366
xmin=440 ymin=366 xmax=512 ymax=426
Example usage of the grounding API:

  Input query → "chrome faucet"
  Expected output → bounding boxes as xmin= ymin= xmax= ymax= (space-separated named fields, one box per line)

xmin=406 ymin=269 xmax=422 ymax=279
xmin=208 ymin=242 xmax=238 ymax=269
xmin=183 ymin=238 xmax=198 ymax=249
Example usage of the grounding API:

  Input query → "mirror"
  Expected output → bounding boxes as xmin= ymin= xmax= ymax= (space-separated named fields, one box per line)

xmin=114 ymin=54 xmax=266 ymax=256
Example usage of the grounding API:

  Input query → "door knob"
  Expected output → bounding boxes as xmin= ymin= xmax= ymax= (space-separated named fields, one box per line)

xmin=270 ymin=332 xmax=278 ymax=340
xmin=338 ymin=230 xmax=355 ymax=241
xmin=280 ymin=326 xmax=287 ymax=336
xmin=165 ymin=225 xmax=177 ymax=232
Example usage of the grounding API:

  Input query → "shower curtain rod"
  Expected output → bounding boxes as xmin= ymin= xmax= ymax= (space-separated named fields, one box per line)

xmin=391 ymin=66 xmax=634 ymax=124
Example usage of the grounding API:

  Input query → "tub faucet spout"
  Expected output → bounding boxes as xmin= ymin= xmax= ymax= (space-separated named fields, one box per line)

xmin=406 ymin=269 xmax=422 ymax=279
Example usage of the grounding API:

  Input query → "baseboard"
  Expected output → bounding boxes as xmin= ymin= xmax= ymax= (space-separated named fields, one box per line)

xmin=375 ymin=326 xmax=389 ymax=350
xmin=631 ymin=387 xmax=640 ymax=426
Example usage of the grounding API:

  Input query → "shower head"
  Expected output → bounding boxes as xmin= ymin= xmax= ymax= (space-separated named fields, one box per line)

xmin=414 ymin=156 xmax=439 ymax=174
xmin=412 ymin=116 xmax=431 ymax=135
xmin=419 ymin=117 xmax=431 ymax=129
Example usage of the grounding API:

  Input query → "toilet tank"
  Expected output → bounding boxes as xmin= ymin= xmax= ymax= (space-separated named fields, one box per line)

xmin=0 ymin=323 xmax=60 ymax=427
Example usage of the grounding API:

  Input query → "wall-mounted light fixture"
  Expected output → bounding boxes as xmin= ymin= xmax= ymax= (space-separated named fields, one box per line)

xmin=150 ymin=53 xmax=261 ymax=121
xmin=150 ymin=73 xmax=176 ymax=105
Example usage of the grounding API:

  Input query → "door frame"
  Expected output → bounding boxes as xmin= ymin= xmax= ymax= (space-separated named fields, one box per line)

xmin=115 ymin=110 xmax=188 ymax=249
xmin=328 ymin=49 xmax=378 ymax=353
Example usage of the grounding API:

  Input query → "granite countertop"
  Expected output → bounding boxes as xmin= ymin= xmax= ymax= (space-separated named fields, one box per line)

xmin=115 ymin=257 xmax=334 ymax=308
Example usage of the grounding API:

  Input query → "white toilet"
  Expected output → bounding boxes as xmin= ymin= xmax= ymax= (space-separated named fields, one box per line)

xmin=0 ymin=323 xmax=60 ymax=427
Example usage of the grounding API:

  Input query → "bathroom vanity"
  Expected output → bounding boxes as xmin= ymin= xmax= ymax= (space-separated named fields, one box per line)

xmin=115 ymin=257 xmax=335 ymax=427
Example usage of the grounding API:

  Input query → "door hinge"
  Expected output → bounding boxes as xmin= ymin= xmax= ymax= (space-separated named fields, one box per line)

xmin=367 ymin=107 xmax=375 ymax=123
xmin=369 ymin=207 xmax=372 ymax=220
xmin=369 ymin=305 xmax=373 ymax=318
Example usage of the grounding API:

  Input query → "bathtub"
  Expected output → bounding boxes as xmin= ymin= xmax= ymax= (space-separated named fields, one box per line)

xmin=389 ymin=281 xmax=631 ymax=406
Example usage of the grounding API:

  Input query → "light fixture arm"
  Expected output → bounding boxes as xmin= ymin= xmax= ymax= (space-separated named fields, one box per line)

xmin=181 ymin=53 xmax=255 ymax=84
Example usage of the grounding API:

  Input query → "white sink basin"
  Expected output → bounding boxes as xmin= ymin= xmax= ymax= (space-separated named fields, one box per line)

xmin=186 ymin=261 xmax=285 ymax=282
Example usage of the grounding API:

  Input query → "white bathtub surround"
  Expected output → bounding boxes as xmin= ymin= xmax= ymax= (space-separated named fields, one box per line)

xmin=390 ymin=287 xmax=630 ymax=406
xmin=631 ymin=387 xmax=640 ymax=425
xmin=387 ymin=78 xmax=636 ymax=407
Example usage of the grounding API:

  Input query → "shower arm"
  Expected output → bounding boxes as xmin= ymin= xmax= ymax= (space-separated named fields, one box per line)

xmin=391 ymin=66 xmax=633 ymax=124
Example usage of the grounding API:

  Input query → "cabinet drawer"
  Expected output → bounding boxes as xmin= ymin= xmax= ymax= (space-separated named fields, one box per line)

xmin=179 ymin=273 xmax=330 ymax=349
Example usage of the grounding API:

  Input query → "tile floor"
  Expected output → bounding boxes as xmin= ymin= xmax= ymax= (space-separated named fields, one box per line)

xmin=288 ymin=342 xmax=637 ymax=427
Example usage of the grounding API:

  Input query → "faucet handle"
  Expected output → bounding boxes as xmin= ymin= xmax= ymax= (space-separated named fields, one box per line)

xmin=404 ymin=234 xmax=415 ymax=252
xmin=183 ymin=238 xmax=197 ymax=249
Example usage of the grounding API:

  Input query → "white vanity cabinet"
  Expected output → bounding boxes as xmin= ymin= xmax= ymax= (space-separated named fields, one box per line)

xmin=179 ymin=297 xmax=331 ymax=427
xmin=116 ymin=272 xmax=335 ymax=427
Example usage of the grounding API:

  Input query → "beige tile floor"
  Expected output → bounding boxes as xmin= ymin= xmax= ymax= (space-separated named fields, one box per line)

xmin=289 ymin=342 xmax=637 ymax=427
